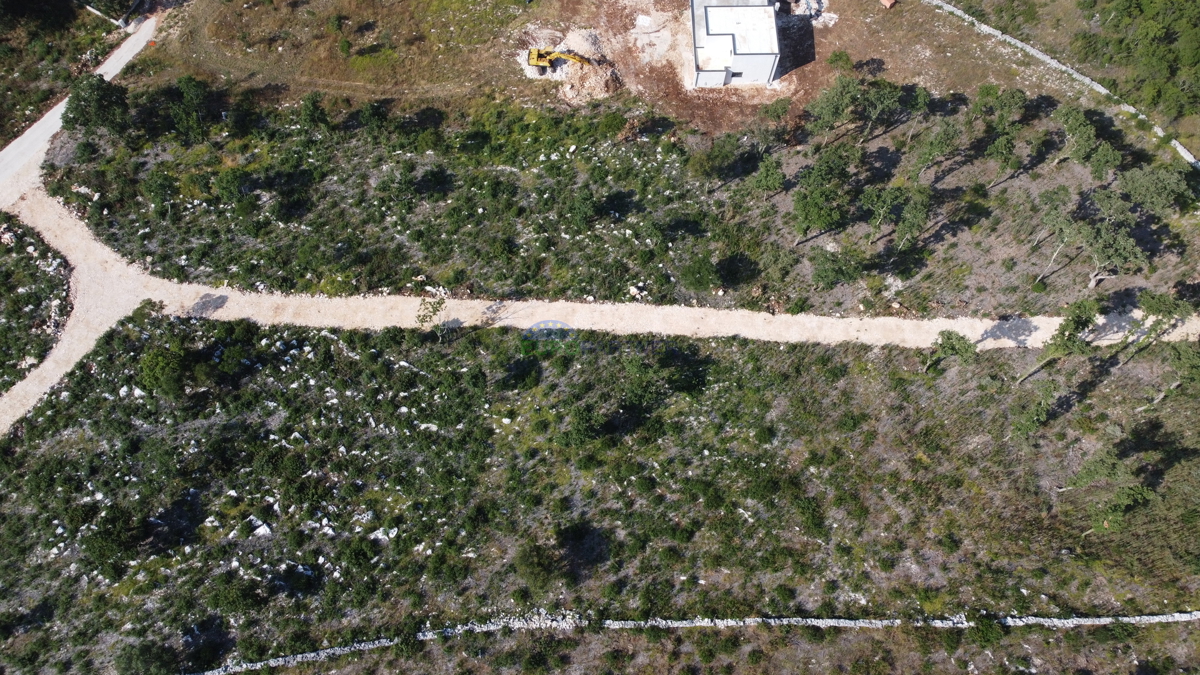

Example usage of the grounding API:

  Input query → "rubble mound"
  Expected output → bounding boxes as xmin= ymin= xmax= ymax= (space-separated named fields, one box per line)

xmin=517 ymin=28 xmax=622 ymax=105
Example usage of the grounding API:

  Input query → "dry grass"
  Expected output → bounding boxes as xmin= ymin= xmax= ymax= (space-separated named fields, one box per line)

xmin=129 ymin=0 xmax=1113 ymax=133
xmin=142 ymin=0 xmax=564 ymax=106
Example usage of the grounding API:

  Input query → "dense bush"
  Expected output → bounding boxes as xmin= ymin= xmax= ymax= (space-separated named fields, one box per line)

xmin=62 ymin=74 xmax=130 ymax=135
xmin=47 ymin=91 xmax=727 ymax=303
xmin=0 ymin=301 xmax=1198 ymax=671
xmin=1070 ymin=0 xmax=1200 ymax=120
xmin=43 ymin=72 xmax=1197 ymax=321
xmin=114 ymin=641 xmax=180 ymax=675
xmin=808 ymin=248 xmax=864 ymax=289
xmin=0 ymin=213 xmax=71 ymax=395
xmin=0 ymin=1 xmax=115 ymax=144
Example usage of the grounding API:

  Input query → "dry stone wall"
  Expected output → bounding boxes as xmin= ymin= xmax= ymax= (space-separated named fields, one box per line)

xmin=191 ymin=610 xmax=1200 ymax=674
xmin=920 ymin=0 xmax=1199 ymax=168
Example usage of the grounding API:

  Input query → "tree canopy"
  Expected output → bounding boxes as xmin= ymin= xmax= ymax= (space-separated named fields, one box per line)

xmin=792 ymin=143 xmax=861 ymax=235
xmin=1117 ymin=165 xmax=1191 ymax=218
xmin=62 ymin=74 xmax=129 ymax=135
xmin=170 ymin=76 xmax=212 ymax=145
xmin=1070 ymin=0 xmax=1200 ymax=120
xmin=804 ymin=75 xmax=859 ymax=137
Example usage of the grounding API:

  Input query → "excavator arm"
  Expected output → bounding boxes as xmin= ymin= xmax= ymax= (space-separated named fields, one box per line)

xmin=527 ymin=48 xmax=591 ymax=67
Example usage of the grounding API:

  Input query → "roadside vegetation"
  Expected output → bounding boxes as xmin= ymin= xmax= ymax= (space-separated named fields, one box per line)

xmin=0 ymin=0 xmax=116 ymax=145
xmin=2 ymin=303 xmax=1200 ymax=673
xmin=0 ymin=212 xmax=70 ymax=396
xmin=44 ymin=62 xmax=1197 ymax=319
xmin=953 ymin=0 xmax=1200 ymax=152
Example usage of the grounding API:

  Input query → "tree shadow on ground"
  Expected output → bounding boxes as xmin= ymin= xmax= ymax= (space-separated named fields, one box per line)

xmin=355 ymin=43 xmax=385 ymax=56
xmin=1021 ymin=128 xmax=1064 ymax=175
xmin=1116 ymin=418 xmax=1197 ymax=490
xmin=1173 ymin=280 xmax=1200 ymax=306
xmin=718 ymin=252 xmax=761 ymax=288
xmin=661 ymin=217 xmax=706 ymax=241
xmin=862 ymin=146 xmax=903 ymax=183
xmin=637 ymin=115 xmax=676 ymax=137
xmin=1025 ymin=94 xmax=1059 ymax=121
xmin=854 ymin=58 xmax=886 ymax=77
xmin=918 ymin=186 xmax=983 ymax=248
xmin=598 ymin=189 xmax=643 ymax=220
xmin=979 ymin=315 xmax=1039 ymax=347
xmin=414 ymin=166 xmax=454 ymax=198
xmin=659 ymin=341 xmax=712 ymax=395
xmin=270 ymin=562 xmax=325 ymax=598
xmin=932 ymin=93 xmax=969 ymax=118
xmin=181 ymin=615 xmax=234 ymax=672
xmin=870 ymin=243 xmax=930 ymax=281
xmin=555 ymin=520 xmax=609 ymax=583
xmin=503 ymin=355 xmax=542 ymax=390
xmin=1085 ymin=108 xmax=1155 ymax=168
xmin=147 ymin=489 xmax=204 ymax=554
xmin=397 ymin=107 xmax=446 ymax=133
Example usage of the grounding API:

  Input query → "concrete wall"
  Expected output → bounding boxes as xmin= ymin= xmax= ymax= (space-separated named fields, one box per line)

xmin=729 ymin=54 xmax=777 ymax=83
xmin=695 ymin=70 xmax=731 ymax=87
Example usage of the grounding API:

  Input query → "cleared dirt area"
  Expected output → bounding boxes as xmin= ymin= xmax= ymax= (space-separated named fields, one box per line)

xmin=586 ymin=0 xmax=1093 ymax=130
xmin=137 ymin=0 xmax=1098 ymax=133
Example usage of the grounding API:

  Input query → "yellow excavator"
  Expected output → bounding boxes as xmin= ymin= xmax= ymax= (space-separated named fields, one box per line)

xmin=527 ymin=48 xmax=591 ymax=68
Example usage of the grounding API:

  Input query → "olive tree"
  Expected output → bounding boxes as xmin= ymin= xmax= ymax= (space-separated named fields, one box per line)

xmin=1118 ymin=165 xmax=1192 ymax=218
xmin=924 ymin=330 xmax=978 ymax=372
xmin=911 ymin=120 xmax=961 ymax=179
xmin=1017 ymin=298 xmax=1100 ymax=383
xmin=1081 ymin=189 xmax=1146 ymax=288
xmin=62 ymin=74 xmax=129 ymax=135
xmin=855 ymin=79 xmax=903 ymax=143
xmin=1117 ymin=290 xmax=1196 ymax=368
xmin=804 ymin=75 xmax=859 ymax=142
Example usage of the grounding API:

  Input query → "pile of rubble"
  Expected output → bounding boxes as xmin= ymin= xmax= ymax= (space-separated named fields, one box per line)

xmin=517 ymin=28 xmax=622 ymax=104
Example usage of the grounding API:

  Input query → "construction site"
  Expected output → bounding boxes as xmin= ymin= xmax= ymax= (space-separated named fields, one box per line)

xmin=7 ymin=0 xmax=1200 ymax=673
xmin=141 ymin=0 xmax=1092 ymax=133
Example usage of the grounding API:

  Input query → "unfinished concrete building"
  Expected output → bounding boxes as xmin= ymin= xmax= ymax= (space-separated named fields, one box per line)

xmin=690 ymin=0 xmax=780 ymax=87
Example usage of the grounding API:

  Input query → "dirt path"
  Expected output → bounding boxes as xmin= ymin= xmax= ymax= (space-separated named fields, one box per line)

xmin=5 ymin=182 xmax=1198 ymax=436
xmin=2 ymin=13 xmax=1200 ymax=438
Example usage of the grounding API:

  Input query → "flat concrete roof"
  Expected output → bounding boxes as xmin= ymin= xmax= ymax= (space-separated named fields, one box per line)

xmin=692 ymin=0 xmax=779 ymax=72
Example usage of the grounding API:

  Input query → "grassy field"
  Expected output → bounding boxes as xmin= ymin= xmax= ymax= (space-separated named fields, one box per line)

xmin=1 ymin=306 xmax=1199 ymax=673
xmin=0 ymin=213 xmax=71 ymax=396
xmin=0 ymin=1 xmax=117 ymax=145
xmin=135 ymin=0 xmax=563 ymax=109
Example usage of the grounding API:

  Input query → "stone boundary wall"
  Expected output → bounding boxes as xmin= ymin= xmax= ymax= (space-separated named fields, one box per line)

xmin=192 ymin=610 xmax=1200 ymax=674
xmin=920 ymin=0 xmax=1199 ymax=169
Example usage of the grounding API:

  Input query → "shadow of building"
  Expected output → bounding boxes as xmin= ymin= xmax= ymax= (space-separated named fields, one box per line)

xmin=775 ymin=13 xmax=816 ymax=81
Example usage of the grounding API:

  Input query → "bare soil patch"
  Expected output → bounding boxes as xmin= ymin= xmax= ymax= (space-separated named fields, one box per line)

xmin=515 ymin=27 xmax=622 ymax=104
xmin=136 ymin=0 xmax=1102 ymax=134
xmin=516 ymin=0 xmax=1095 ymax=132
